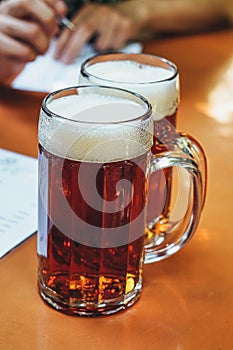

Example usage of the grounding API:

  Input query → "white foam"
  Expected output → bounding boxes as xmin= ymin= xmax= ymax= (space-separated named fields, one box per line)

xmin=86 ymin=60 xmax=174 ymax=83
xmin=48 ymin=94 xmax=145 ymax=123
xmin=39 ymin=94 xmax=152 ymax=162
xmin=79 ymin=60 xmax=180 ymax=120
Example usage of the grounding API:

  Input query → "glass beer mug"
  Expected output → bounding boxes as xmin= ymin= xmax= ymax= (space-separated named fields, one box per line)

xmin=37 ymin=86 xmax=203 ymax=316
xmin=79 ymin=53 xmax=207 ymax=263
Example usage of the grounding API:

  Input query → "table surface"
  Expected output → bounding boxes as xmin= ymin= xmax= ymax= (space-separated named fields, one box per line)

xmin=0 ymin=29 xmax=233 ymax=350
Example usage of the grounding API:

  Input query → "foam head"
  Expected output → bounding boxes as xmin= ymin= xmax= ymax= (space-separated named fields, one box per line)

xmin=39 ymin=92 xmax=152 ymax=162
xmin=80 ymin=57 xmax=180 ymax=120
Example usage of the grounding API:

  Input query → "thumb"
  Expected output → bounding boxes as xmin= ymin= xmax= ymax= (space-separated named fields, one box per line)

xmin=54 ymin=0 xmax=68 ymax=17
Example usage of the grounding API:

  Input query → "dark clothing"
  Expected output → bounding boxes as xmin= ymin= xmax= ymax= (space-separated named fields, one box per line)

xmin=64 ymin=0 xmax=121 ymax=19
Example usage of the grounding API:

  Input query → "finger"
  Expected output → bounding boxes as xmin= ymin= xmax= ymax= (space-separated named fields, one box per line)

xmin=94 ymin=12 xmax=120 ymax=51
xmin=0 ymin=32 xmax=36 ymax=61
xmin=95 ymin=12 xmax=132 ymax=51
xmin=53 ymin=27 xmax=73 ymax=59
xmin=109 ymin=18 xmax=133 ymax=49
xmin=54 ymin=0 xmax=68 ymax=17
xmin=56 ymin=26 xmax=94 ymax=63
xmin=0 ymin=15 xmax=51 ymax=55
xmin=1 ymin=0 xmax=59 ymax=37
xmin=44 ymin=0 xmax=68 ymax=19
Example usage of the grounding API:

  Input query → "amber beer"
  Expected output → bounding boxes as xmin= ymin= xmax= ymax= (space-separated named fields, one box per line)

xmin=79 ymin=54 xmax=179 ymax=263
xmin=38 ymin=147 xmax=147 ymax=314
xmin=38 ymin=87 xmax=152 ymax=316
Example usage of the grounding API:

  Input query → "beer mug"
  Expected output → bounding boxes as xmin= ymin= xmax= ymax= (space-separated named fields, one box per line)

xmin=37 ymin=85 xmax=202 ymax=316
xmin=79 ymin=53 xmax=207 ymax=263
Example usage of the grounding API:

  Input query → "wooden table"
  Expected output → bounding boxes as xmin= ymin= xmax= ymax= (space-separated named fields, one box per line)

xmin=0 ymin=29 xmax=232 ymax=350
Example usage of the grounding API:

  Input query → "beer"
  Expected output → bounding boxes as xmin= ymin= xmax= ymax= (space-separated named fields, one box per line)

xmin=38 ymin=90 xmax=152 ymax=315
xmin=79 ymin=55 xmax=179 ymax=261
xmin=146 ymin=112 xmax=177 ymax=224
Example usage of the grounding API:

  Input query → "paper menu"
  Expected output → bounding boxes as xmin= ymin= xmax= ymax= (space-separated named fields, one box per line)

xmin=0 ymin=148 xmax=38 ymax=259
xmin=12 ymin=40 xmax=142 ymax=93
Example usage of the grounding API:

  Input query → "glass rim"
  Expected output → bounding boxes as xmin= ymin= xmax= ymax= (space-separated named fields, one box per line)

xmin=42 ymin=85 xmax=152 ymax=125
xmin=80 ymin=52 xmax=178 ymax=85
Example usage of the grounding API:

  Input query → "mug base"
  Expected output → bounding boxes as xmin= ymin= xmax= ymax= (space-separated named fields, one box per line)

xmin=38 ymin=277 xmax=142 ymax=317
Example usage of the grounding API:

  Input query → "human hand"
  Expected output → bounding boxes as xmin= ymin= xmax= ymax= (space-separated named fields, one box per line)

xmin=0 ymin=0 xmax=66 ymax=85
xmin=53 ymin=3 xmax=139 ymax=64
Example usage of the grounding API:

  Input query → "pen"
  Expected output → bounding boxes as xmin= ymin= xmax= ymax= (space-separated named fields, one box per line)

xmin=57 ymin=16 xmax=76 ymax=31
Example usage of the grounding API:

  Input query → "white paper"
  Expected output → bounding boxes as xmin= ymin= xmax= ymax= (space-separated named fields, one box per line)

xmin=0 ymin=148 xmax=38 ymax=258
xmin=12 ymin=41 xmax=142 ymax=93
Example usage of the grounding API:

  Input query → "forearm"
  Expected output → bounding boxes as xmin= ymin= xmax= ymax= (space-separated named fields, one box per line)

xmin=115 ymin=0 xmax=229 ymax=35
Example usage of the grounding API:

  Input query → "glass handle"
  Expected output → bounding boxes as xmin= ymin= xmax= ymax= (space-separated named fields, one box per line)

xmin=149 ymin=151 xmax=202 ymax=261
xmin=175 ymin=132 xmax=207 ymax=210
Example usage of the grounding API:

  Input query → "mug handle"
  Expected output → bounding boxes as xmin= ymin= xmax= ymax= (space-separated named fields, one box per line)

xmin=148 ymin=150 xmax=202 ymax=261
xmin=175 ymin=132 xmax=207 ymax=210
